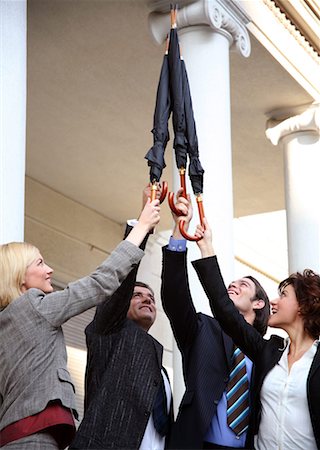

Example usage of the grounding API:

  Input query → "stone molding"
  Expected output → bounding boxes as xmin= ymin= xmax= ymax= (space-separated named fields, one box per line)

xmin=266 ymin=103 xmax=320 ymax=145
xmin=148 ymin=0 xmax=251 ymax=57
xmin=263 ymin=0 xmax=319 ymax=62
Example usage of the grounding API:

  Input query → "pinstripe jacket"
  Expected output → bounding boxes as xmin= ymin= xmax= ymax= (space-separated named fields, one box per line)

xmin=161 ymin=247 xmax=252 ymax=450
xmin=0 ymin=240 xmax=144 ymax=432
xmin=70 ymin=261 xmax=169 ymax=449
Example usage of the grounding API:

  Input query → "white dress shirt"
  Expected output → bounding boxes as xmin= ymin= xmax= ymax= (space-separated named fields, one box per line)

xmin=255 ymin=338 xmax=318 ymax=450
xmin=139 ymin=370 xmax=171 ymax=450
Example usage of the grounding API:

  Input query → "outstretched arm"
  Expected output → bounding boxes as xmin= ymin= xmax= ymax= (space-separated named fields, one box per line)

xmin=192 ymin=218 xmax=265 ymax=361
xmin=92 ymin=186 xmax=160 ymax=334
xmin=161 ymin=190 xmax=199 ymax=351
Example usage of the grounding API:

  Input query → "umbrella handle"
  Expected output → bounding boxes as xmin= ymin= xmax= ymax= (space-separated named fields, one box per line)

xmin=168 ymin=167 xmax=187 ymax=216
xmin=150 ymin=181 xmax=168 ymax=203
xmin=159 ymin=181 xmax=168 ymax=203
xmin=178 ymin=195 xmax=205 ymax=241
xmin=168 ymin=191 xmax=183 ymax=216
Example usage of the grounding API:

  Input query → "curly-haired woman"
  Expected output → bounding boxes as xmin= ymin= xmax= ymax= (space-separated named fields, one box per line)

xmin=192 ymin=218 xmax=320 ymax=450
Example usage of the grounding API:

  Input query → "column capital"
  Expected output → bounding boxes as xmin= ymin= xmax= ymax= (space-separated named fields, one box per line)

xmin=266 ymin=103 xmax=320 ymax=146
xmin=148 ymin=0 xmax=251 ymax=57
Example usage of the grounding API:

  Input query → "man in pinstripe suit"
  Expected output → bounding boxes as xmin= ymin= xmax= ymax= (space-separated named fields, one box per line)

xmin=71 ymin=190 xmax=172 ymax=450
xmin=161 ymin=192 xmax=270 ymax=450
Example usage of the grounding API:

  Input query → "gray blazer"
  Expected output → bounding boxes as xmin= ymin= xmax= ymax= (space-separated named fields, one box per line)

xmin=0 ymin=240 xmax=144 ymax=431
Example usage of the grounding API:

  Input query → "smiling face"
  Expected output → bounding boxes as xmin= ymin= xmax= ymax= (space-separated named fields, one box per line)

xmin=269 ymin=283 xmax=300 ymax=331
xmin=127 ymin=285 xmax=156 ymax=331
xmin=21 ymin=251 xmax=54 ymax=294
xmin=227 ymin=277 xmax=259 ymax=316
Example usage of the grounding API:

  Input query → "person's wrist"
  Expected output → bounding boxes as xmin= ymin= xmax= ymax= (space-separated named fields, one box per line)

xmin=201 ymin=244 xmax=214 ymax=258
xmin=136 ymin=220 xmax=151 ymax=234
xmin=172 ymin=222 xmax=184 ymax=239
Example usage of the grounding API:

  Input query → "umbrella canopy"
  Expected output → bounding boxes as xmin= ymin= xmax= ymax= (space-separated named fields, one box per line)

xmin=145 ymin=5 xmax=204 ymax=208
xmin=145 ymin=48 xmax=171 ymax=184
xmin=168 ymin=24 xmax=188 ymax=172
xmin=167 ymin=7 xmax=204 ymax=195
xmin=181 ymin=59 xmax=204 ymax=194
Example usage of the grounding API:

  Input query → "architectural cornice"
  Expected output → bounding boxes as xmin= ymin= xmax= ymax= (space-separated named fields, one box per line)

xmin=237 ymin=0 xmax=320 ymax=100
xmin=148 ymin=0 xmax=251 ymax=57
xmin=263 ymin=0 xmax=319 ymax=62
xmin=273 ymin=0 xmax=320 ymax=56
xmin=266 ymin=103 xmax=320 ymax=145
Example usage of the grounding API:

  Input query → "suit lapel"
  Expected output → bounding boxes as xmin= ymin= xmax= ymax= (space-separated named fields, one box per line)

xmin=151 ymin=336 xmax=163 ymax=369
xmin=309 ymin=344 xmax=320 ymax=378
xmin=221 ymin=328 xmax=234 ymax=371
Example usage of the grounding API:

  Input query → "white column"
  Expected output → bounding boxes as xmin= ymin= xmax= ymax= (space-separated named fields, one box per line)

xmin=149 ymin=0 xmax=251 ymax=411
xmin=266 ymin=104 xmax=320 ymax=273
xmin=0 ymin=0 xmax=27 ymax=244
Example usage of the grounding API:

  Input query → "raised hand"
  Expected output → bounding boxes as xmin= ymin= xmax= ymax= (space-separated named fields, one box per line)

xmin=138 ymin=198 xmax=161 ymax=231
xmin=195 ymin=218 xmax=215 ymax=258
xmin=172 ymin=188 xmax=193 ymax=239
xmin=126 ymin=198 xmax=160 ymax=247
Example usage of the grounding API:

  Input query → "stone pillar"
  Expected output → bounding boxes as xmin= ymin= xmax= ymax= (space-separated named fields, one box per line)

xmin=0 ymin=0 xmax=27 ymax=244
xmin=149 ymin=0 xmax=251 ymax=410
xmin=266 ymin=103 xmax=320 ymax=273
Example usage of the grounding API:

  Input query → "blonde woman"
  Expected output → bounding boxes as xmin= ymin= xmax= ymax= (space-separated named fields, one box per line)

xmin=0 ymin=198 xmax=160 ymax=449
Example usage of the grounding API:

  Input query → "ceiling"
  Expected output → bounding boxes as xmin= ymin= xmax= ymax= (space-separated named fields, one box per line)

xmin=26 ymin=0 xmax=313 ymax=230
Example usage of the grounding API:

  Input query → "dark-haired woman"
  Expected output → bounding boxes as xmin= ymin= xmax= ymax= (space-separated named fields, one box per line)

xmin=193 ymin=218 xmax=320 ymax=450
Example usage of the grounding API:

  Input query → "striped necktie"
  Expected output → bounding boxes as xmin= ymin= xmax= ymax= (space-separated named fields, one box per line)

xmin=226 ymin=346 xmax=249 ymax=436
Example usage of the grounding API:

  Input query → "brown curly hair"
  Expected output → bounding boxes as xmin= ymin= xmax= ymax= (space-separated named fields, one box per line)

xmin=279 ymin=269 xmax=320 ymax=339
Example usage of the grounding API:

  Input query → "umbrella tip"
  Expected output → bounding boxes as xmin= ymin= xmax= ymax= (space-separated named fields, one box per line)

xmin=170 ymin=3 xmax=178 ymax=28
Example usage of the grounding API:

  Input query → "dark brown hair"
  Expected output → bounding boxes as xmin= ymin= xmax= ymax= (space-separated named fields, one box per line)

xmin=134 ymin=281 xmax=155 ymax=299
xmin=245 ymin=276 xmax=270 ymax=336
xmin=279 ymin=269 xmax=320 ymax=339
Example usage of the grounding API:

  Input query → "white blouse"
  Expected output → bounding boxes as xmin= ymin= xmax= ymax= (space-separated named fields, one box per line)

xmin=255 ymin=338 xmax=318 ymax=450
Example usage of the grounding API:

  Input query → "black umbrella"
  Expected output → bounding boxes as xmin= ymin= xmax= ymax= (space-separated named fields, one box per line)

xmin=182 ymin=59 xmax=204 ymax=195
xmin=168 ymin=22 xmax=188 ymax=174
xmin=166 ymin=8 xmax=188 ymax=215
xmin=144 ymin=38 xmax=171 ymax=201
xmin=168 ymin=5 xmax=205 ymax=240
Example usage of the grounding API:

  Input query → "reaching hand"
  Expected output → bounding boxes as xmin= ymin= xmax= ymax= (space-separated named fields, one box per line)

xmin=195 ymin=218 xmax=215 ymax=258
xmin=138 ymin=198 xmax=161 ymax=232
xmin=172 ymin=188 xmax=193 ymax=239
xmin=126 ymin=198 xmax=160 ymax=247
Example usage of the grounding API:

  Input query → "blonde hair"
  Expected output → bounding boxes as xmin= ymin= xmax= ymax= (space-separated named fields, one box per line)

xmin=0 ymin=242 xmax=39 ymax=308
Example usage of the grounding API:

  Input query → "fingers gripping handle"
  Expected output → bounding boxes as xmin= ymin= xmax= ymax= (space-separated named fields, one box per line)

xmin=178 ymin=195 xmax=204 ymax=241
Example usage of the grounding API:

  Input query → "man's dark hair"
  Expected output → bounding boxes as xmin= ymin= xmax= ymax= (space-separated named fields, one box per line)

xmin=245 ymin=276 xmax=270 ymax=336
xmin=134 ymin=281 xmax=155 ymax=299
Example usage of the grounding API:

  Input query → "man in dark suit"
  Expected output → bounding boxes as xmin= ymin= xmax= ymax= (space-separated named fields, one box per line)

xmin=161 ymin=192 xmax=270 ymax=450
xmin=70 ymin=191 xmax=172 ymax=450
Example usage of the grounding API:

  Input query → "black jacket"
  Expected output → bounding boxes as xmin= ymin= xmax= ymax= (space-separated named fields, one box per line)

xmin=71 ymin=228 xmax=172 ymax=449
xmin=162 ymin=248 xmax=254 ymax=449
xmin=193 ymin=255 xmax=320 ymax=449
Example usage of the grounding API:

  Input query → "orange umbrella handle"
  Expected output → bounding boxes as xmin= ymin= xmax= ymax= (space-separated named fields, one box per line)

xmin=178 ymin=195 xmax=204 ymax=241
xmin=168 ymin=168 xmax=187 ymax=216
xmin=168 ymin=192 xmax=182 ymax=216
xmin=151 ymin=181 xmax=168 ymax=203
xmin=159 ymin=181 xmax=168 ymax=203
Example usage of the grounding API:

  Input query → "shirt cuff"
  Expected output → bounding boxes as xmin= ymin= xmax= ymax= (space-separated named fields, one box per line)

xmin=168 ymin=236 xmax=187 ymax=252
xmin=127 ymin=219 xmax=138 ymax=227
